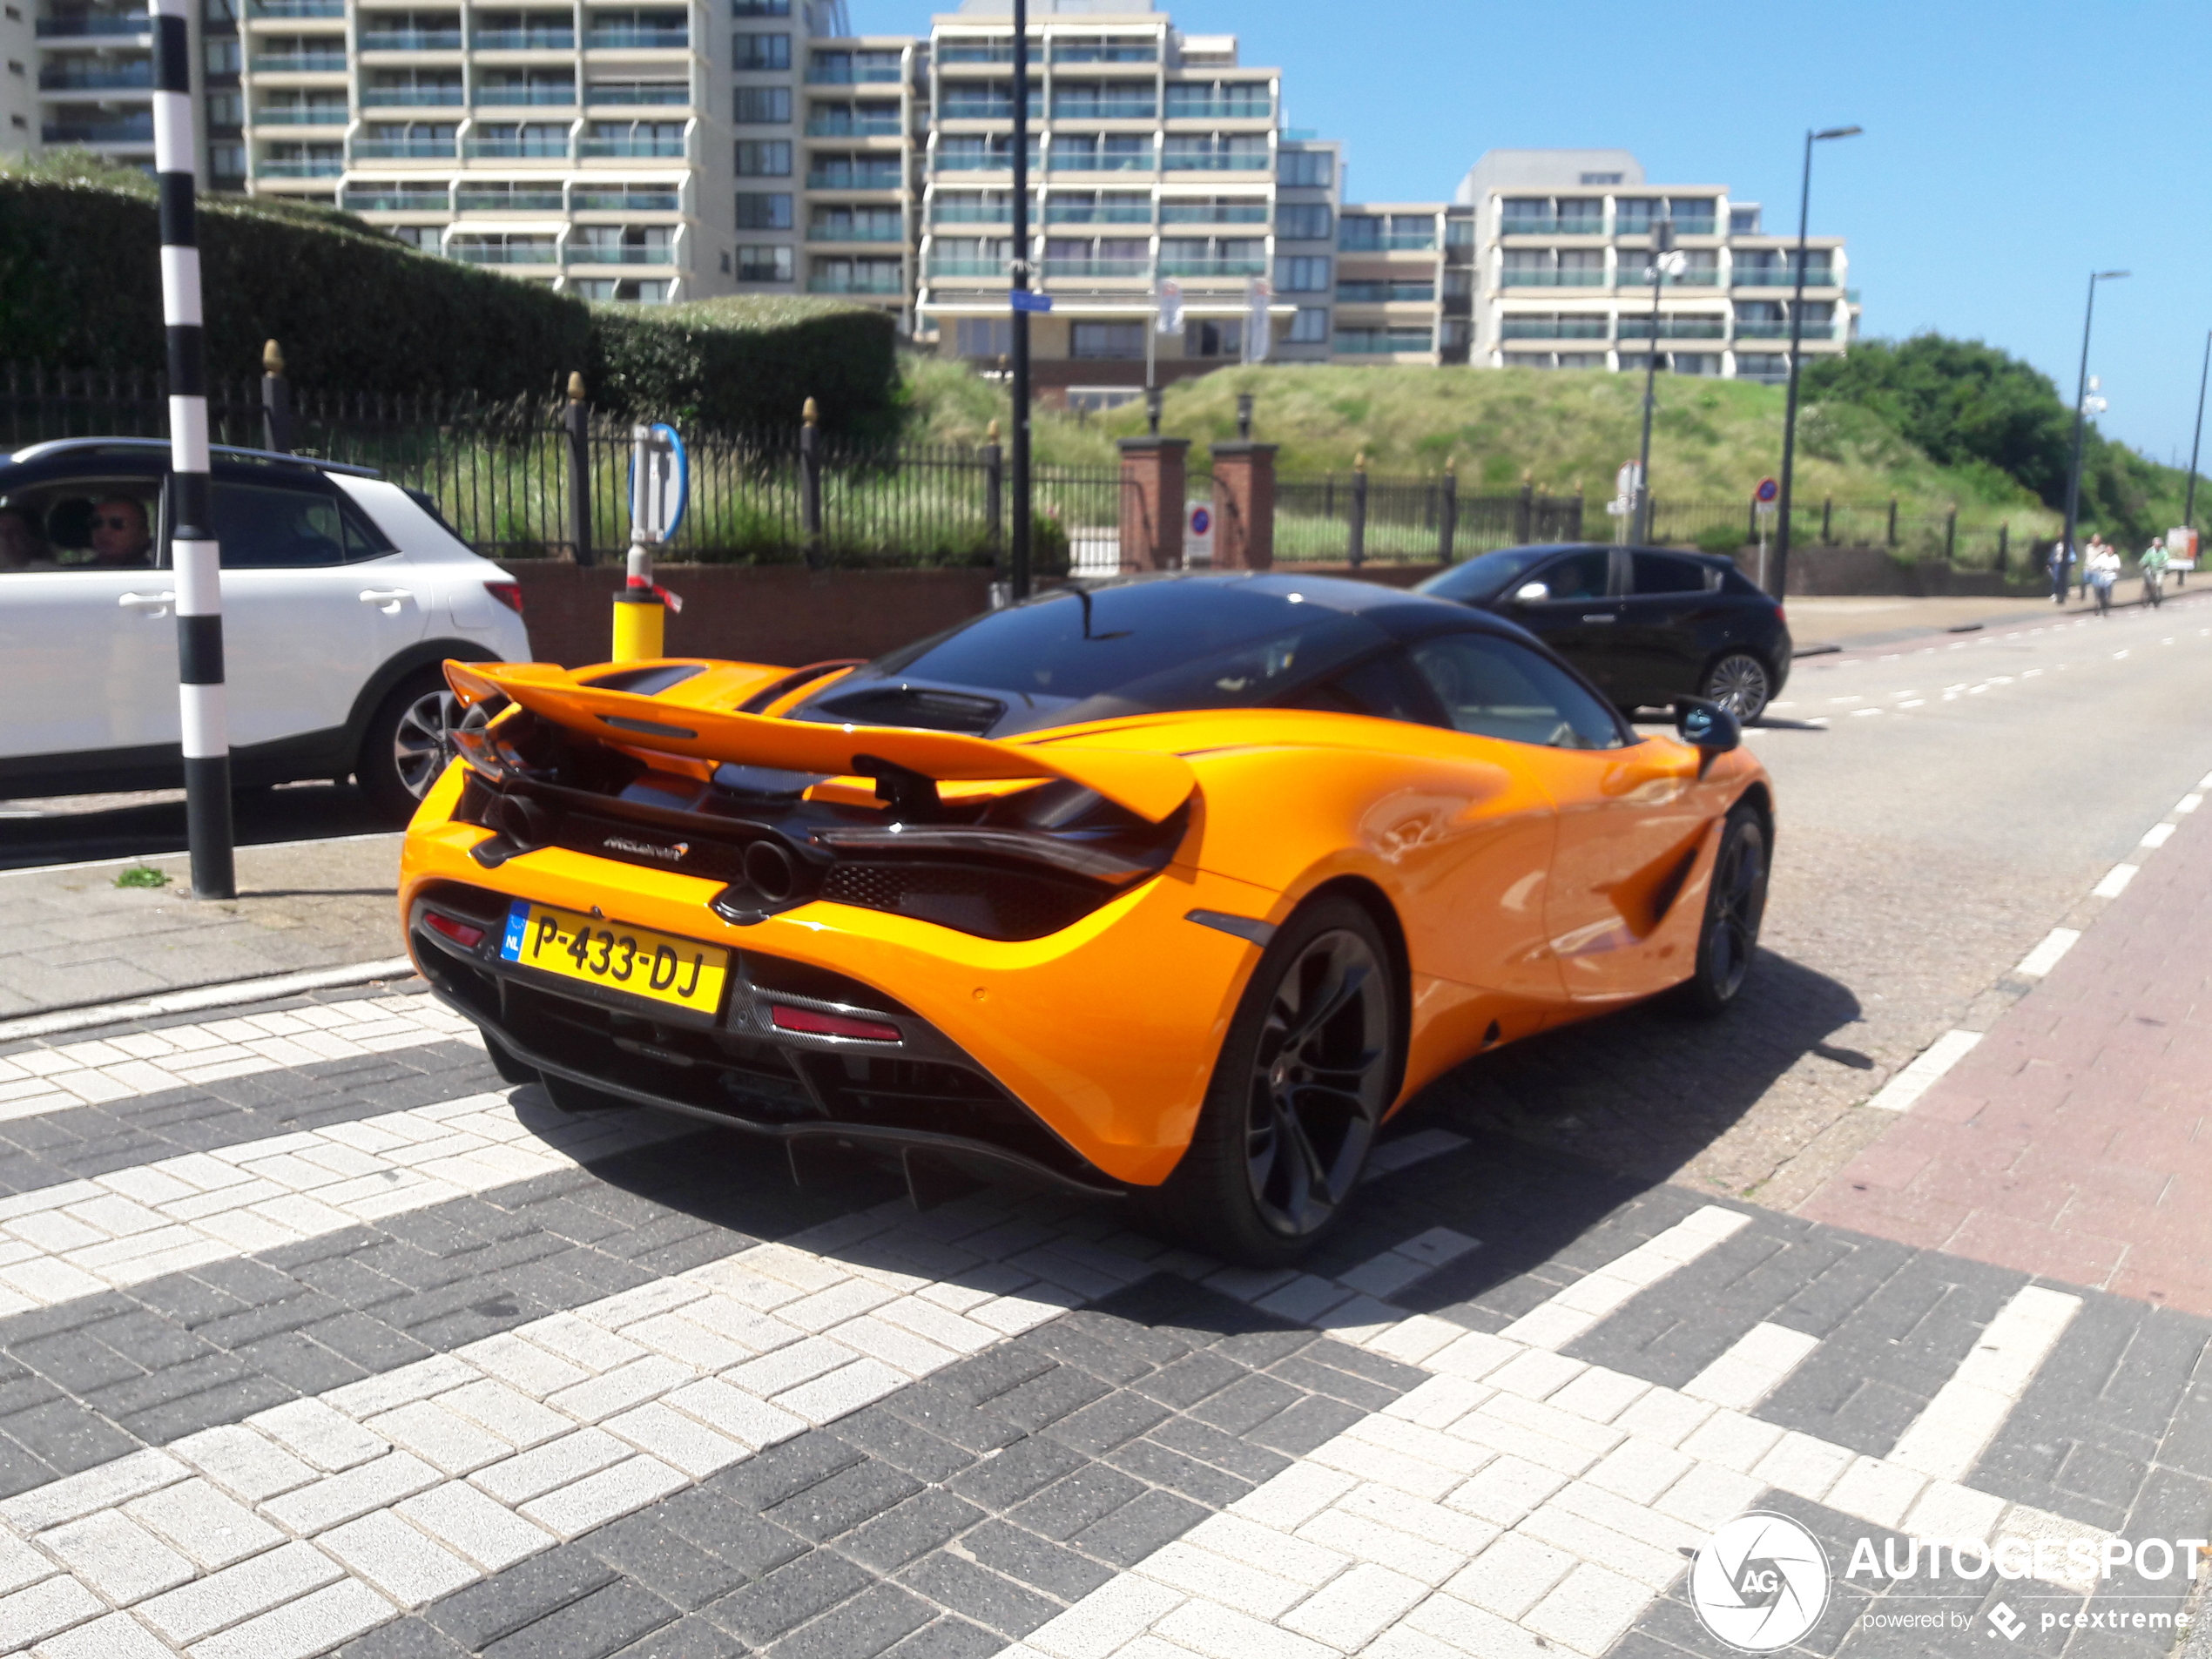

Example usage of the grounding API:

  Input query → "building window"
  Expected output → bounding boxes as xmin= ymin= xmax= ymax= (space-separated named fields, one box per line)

xmin=209 ymin=142 xmax=246 ymax=180
xmin=1277 ymin=203 xmax=1331 ymax=242
xmin=1278 ymin=150 xmax=1332 ymax=188
xmin=1730 ymin=207 xmax=1761 ymax=235
xmin=205 ymin=37 xmax=239 ymax=73
xmin=206 ymin=91 xmax=243 ymax=129
xmin=735 ymin=191 xmax=792 ymax=229
xmin=732 ymin=0 xmax=788 ymax=12
xmin=735 ymin=139 xmax=792 ymax=175
xmin=955 ymin=318 xmax=1014 ymax=358
xmin=1274 ymin=255 xmax=1330 ymax=293
xmin=732 ymin=31 xmax=791 ymax=71
xmin=733 ymin=85 xmax=791 ymax=123
xmin=1579 ymin=171 xmax=1622 ymax=185
xmin=1287 ymin=307 xmax=1329 ymax=345
xmin=1445 ymin=215 xmax=1474 ymax=246
xmin=1184 ymin=319 xmax=1244 ymax=359
xmin=1071 ymin=323 xmax=1144 ymax=360
xmin=737 ymin=245 xmax=793 ymax=282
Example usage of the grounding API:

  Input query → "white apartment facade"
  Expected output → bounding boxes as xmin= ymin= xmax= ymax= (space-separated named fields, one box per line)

xmin=3 ymin=0 xmax=241 ymax=189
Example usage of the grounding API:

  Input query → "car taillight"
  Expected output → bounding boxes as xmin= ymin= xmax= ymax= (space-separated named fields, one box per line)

xmin=424 ymin=912 xmax=485 ymax=948
xmin=484 ymin=581 xmax=524 ymax=616
xmin=1774 ymin=603 xmax=1788 ymax=625
xmin=771 ymin=1004 xmax=903 ymax=1043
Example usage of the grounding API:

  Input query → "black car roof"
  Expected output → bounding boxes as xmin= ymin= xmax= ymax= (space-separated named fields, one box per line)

xmin=0 ymin=439 xmax=379 ymax=482
xmin=1076 ymin=570 xmax=1528 ymax=642
xmin=1494 ymin=541 xmax=1737 ymax=570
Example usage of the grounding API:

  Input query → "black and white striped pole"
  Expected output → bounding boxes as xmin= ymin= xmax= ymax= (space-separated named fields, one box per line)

xmin=152 ymin=0 xmax=235 ymax=900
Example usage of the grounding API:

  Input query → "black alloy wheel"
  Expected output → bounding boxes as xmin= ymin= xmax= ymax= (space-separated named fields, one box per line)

xmin=1152 ymin=896 xmax=1399 ymax=1264
xmin=1701 ymin=652 xmax=1773 ymax=723
xmin=1675 ymin=806 xmax=1770 ymax=1018
xmin=359 ymin=670 xmax=492 ymax=822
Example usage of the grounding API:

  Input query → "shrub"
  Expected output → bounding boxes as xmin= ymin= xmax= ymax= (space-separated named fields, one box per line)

xmin=1695 ymin=523 xmax=1748 ymax=556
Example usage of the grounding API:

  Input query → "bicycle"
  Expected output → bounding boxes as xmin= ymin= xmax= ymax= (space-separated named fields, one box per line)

xmin=2143 ymin=570 xmax=2165 ymax=610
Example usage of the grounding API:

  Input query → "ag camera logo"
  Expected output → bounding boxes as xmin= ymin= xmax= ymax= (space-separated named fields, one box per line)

xmin=1690 ymin=1512 xmax=1831 ymax=1651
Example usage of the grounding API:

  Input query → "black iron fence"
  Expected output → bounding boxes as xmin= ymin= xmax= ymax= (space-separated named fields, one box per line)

xmin=0 ymin=362 xmax=1130 ymax=571
xmin=1642 ymin=496 xmax=2046 ymax=573
xmin=1277 ymin=469 xmax=1583 ymax=564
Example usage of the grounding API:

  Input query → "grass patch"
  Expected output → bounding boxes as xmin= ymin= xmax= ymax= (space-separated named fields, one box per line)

xmin=114 ymin=865 xmax=170 ymax=889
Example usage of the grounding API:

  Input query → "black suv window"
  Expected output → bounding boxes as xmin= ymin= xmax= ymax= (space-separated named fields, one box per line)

xmin=0 ymin=475 xmax=160 ymax=570
xmin=1633 ymin=551 xmax=1714 ymax=595
xmin=1530 ymin=549 xmax=1612 ymax=602
xmin=1408 ymin=632 xmax=1627 ymax=751
xmin=211 ymin=481 xmax=393 ymax=568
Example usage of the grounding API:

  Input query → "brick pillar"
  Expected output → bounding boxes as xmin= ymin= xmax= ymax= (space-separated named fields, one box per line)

xmin=1211 ymin=442 xmax=1278 ymax=571
xmin=1118 ymin=436 xmax=1190 ymax=572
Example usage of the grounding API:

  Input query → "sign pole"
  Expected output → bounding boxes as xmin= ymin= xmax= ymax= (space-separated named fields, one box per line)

xmin=1008 ymin=0 xmax=1032 ymax=602
xmin=152 ymin=0 xmax=233 ymax=900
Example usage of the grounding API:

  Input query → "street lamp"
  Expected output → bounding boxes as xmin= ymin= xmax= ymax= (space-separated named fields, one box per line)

xmin=2060 ymin=270 xmax=2129 ymax=569
xmin=1770 ymin=124 xmax=1862 ymax=601
xmin=1008 ymin=0 xmax=1034 ymax=601
xmin=2184 ymin=330 xmax=2209 ymax=535
xmin=1630 ymin=219 xmax=1677 ymax=545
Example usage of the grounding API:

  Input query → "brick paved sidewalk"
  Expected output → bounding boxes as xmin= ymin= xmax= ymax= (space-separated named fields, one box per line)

xmin=1799 ymin=777 xmax=2212 ymax=1314
xmin=0 ymin=834 xmax=407 ymax=1021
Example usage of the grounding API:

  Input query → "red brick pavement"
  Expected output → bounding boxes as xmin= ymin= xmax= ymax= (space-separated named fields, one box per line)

xmin=1798 ymin=789 xmax=2212 ymax=1312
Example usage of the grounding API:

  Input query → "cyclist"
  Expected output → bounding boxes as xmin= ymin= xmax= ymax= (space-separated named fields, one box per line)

xmin=2141 ymin=536 xmax=2171 ymax=609
xmin=2087 ymin=540 xmax=2123 ymax=615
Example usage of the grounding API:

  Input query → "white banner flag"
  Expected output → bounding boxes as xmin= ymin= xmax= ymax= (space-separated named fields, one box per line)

xmin=1155 ymin=277 xmax=1184 ymax=335
xmin=1244 ymin=276 xmax=1274 ymax=364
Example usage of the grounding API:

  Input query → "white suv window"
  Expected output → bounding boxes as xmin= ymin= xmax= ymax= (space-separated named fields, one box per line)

xmin=212 ymin=480 xmax=393 ymax=568
xmin=0 ymin=478 xmax=161 ymax=571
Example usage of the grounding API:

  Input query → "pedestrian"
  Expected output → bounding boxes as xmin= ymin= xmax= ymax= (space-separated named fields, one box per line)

xmin=2087 ymin=538 xmax=2122 ymax=615
xmin=2141 ymin=535 xmax=2170 ymax=609
xmin=2049 ymin=536 xmax=2074 ymax=605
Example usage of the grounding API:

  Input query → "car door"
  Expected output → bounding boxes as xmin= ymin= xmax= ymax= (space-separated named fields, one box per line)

xmin=1492 ymin=547 xmax=1629 ymax=701
xmin=0 ymin=471 xmax=178 ymax=766
xmin=1405 ymin=629 xmax=1708 ymax=1008
xmin=212 ymin=475 xmax=432 ymax=749
xmin=1616 ymin=550 xmax=1723 ymax=707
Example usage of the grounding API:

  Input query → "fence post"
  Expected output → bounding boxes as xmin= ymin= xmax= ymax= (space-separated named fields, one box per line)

xmin=984 ymin=418 xmax=1004 ymax=571
xmin=1747 ymin=497 xmax=1757 ymax=548
xmin=1347 ymin=452 xmax=1368 ymax=569
xmin=800 ymin=396 xmax=823 ymax=569
xmin=1886 ymin=496 xmax=1898 ymax=547
xmin=1821 ymin=496 xmax=1833 ymax=545
xmin=1439 ymin=457 xmax=1459 ymax=565
xmin=260 ymin=340 xmax=293 ymax=455
xmin=1946 ymin=507 xmax=1957 ymax=563
xmin=1998 ymin=521 xmax=2009 ymax=573
xmin=1516 ymin=469 xmax=1533 ymax=543
xmin=1117 ymin=432 xmax=1187 ymax=572
xmin=564 ymin=372 xmax=593 ymax=566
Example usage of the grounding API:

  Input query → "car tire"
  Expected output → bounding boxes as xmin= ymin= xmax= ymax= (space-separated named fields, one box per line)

xmin=1671 ymin=806 xmax=1770 ymax=1019
xmin=482 ymin=1032 xmax=541 ymax=1089
xmin=1147 ymin=895 xmax=1399 ymax=1266
xmin=1700 ymin=652 xmax=1774 ymax=723
xmin=357 ymin=669 xmax=476 ymax=823
xmin=541 ymin=1073 xmax=631 ymax=1115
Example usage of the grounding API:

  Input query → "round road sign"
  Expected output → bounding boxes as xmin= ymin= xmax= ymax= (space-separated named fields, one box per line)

xmin=1755 ymin=477 xmax=1779 ymax=503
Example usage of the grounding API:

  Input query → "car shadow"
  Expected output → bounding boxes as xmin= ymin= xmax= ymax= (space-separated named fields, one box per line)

xmin=0 ymin=782 xmax=391 ymax=869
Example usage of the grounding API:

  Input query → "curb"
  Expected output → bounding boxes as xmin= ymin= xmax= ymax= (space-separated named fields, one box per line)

xmin=0 ymin=956 xmax=420 ymax=1045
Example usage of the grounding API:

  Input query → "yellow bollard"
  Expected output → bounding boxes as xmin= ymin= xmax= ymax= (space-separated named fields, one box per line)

xmin=610 ymin=588 xmax=664 ymax=662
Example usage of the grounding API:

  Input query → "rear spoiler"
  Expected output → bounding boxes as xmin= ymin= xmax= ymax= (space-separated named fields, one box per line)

xmin=447 ymin=661 xmax=1197 ymax=825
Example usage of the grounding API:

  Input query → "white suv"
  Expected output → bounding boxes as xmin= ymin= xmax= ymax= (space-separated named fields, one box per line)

xmin=0 ymin=439 xmax=530 ymax=819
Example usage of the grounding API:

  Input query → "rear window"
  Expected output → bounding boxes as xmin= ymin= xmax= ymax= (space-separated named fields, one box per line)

xmin=1633 ymin=552 xmax=1714 ymax=595
xmin=1414 ymin=547 xmax=1560 ymax=603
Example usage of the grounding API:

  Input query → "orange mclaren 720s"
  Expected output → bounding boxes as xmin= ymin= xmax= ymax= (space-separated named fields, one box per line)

xmin=400 ymin=572 xmax=1774 ymax=1263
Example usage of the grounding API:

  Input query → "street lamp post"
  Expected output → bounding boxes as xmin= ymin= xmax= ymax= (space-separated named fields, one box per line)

xmin=2184 ymin=329 xmax=2210 ymax=533
xmin=1771 ymin=124 xmax=1862 ymax=601
xmin=2061 ymin=270 xmax=2129 ymax=569
xmin=1630 ymin=219 xmax=1675 ymax=546
xmin=1008 ymin=0 xmax=1033 ymax=601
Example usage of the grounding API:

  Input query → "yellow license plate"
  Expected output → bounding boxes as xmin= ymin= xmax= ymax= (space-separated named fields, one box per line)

xmin=499 ymin=900 xmax=729 ymax=1015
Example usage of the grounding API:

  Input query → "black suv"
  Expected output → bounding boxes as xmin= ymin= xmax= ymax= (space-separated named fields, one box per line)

xmin=1415 ymin=543 xmax=1792 ymax=721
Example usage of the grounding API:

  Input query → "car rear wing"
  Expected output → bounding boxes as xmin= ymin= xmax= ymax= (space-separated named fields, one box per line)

xmin=446 ymin=660 xmax=1197 ymax=825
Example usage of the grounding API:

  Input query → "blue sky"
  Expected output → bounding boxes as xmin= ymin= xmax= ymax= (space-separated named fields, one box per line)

xmin=849 ymin=0 xmax=2212 ymax=469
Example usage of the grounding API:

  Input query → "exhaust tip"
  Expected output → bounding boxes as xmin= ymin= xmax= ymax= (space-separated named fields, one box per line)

xmin=745 ymin=839 xmax=798 ymax=903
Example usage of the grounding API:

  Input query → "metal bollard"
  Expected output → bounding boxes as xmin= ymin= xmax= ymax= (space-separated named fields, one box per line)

xmin=612 ymin=543 xmax=665 ymax=663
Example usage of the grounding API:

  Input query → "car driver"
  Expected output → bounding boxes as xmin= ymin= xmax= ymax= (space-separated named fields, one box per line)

xmin=89 ymin=497 xmax=153 ymax=567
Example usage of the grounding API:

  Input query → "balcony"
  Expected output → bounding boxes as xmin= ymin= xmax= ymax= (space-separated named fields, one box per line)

xmin=1499 ymin=216 xmax=1604 ymax=237
xmin=579 ymin=135 xmax=681 ymax=157
xmin=570 ymin=245 xmax=674 ymax=265
xmin=1158 ymin=256 xmax=1265 ymax=278
xmin=1731 ymin=320 xmax=1791 ymax=339
xmin=1052 ymin=44 xmax=1155 ymax=63
xmin=250 ymin=0 xmax=343 ymax=14
xmin=808 ymin=64 xmax=902 ymax=84
xmin=937 ymin=98 xmax=1034 ymax=121
xmin=347 ymin=186 xmax=451 ymax=209
xmin=572 ymin=189 xmax=677 ymax=210
xmin=258 ymin=105 xmax=349 ymax=125
xmin=810 ymin=165 xmax=902 ymax=189
xmin=38 ymin=65 xmax=153 ymax=90
xmin=935 ymin=152 xmax=1019 ymax=172
xmin=1641 ymin=269 xmax=1720 ymax=287
xmin=1044 ymin=257 xmax=1146 ymax=278
xmin=470 ymin=29 xmax=570 ymax=50
xmin=1734 ymin=266 xmax=1838 ymax=287
xmin=1499 ymin=320 xmax=1608 ymax=340
xmin=810 ymin=272 xmax=905 ymax=294
xmin=1341 ymin=233 xmax=1438 ymax=253
xmin=259 ymin=156 xmax=345 ymax=176
xmin=1163 ymin=98 xmax=1271 ymax=121
xmin=935 ymin=204 xmax=1008 ymax=224
xmin=810 ymin=221 xmax=903 ymax=242
xmin=1163 ymin=152 xmax=1268 ymax=172
xmin=1053 ymin=98 xmax=1156 ymax=119
xmin=585 ymin=28 xmax=685 ymax=49
xmin=1500 ymin=269 xmax=1605 ymax=288
xmin=359 ymin=29 xmax=462 ymax=50
xmin=477 ymin=86 xmax=577 ymax=106
xmin=1336 ymin=334 xmax=1433 ymax=355
xmin=467 ymin=134 xmax=570 ymax=158
xmin=362 ymin=88 xmax=463 ymax=106
xmin=927 ymin=259 xmax=1001 ymax=278
xmin=253 ymin=52 xmax=347 ymax=71
xmin=43 ymin=118 xmax=154 ymax=143
xmin=1162 ymin=204 xmax=1265 ymax=225
xmin=353 ymin=137 xmax=455 ymax=158
xmin=586 ymin=84 xmax=686 ymax=105
xmin=35 ymin=14 xmax=150 ymax=37
xmin=936 ymin=42 xmax=1038 ymax=64
xmin=1051 ymin=205 xmax=1151 ymax=224
xmin=1049 ymin=152 xmax=1151 ymax=172
xmin=806 ymin=115 xmax=901 ymax=137
xmin=449 ymin=242 xmax=557 ymax=265
xmin=1618 ymin=319 xmax=1726 ymax=341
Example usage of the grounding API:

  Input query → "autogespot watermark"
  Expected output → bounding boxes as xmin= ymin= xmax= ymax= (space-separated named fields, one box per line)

xmin=1689 ymin=1513 xmax=2209 ymax=1652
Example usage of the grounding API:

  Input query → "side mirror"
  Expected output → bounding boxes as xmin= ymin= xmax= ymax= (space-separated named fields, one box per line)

xmin=1673 ymin=697 xmax=1741 ymax=753
xmin=1512 ymin=581 xmax=1550 ymax=604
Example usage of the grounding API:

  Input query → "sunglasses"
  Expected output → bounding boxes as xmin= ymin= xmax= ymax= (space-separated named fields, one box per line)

xmin=93 ymin=515 xmax=138 ymax=529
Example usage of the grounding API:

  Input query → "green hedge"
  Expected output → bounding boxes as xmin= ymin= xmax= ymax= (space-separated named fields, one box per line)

xmin=0 ymin=169 xmax=900 ymax=440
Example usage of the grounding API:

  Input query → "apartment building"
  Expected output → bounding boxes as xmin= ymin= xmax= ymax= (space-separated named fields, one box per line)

xmin=4 ymin=0 xmax=239 ymax=187
xmin=1325 ymin=201 xmax=1471 ymax=366
xmin=1457 ymin=148 xmax=1857 ymax=382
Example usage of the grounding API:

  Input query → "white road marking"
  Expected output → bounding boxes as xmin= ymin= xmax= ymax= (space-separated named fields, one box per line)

xmin=1850 ymin=709 xmax=1881 ymax=718
xmin=2114 ymin=650 xmax=2131 ymax=659
xmin=2141 ymin=823 xmax=2176 ymax=849
xmin=1887 ymin=1287 xmax=2082 ymax=1484
xmin=2013 ymin=928 xmax=2082 ymax=980
xmin=2179 ymin=793 xmax=2202 ymax=814
xmin=1496 ymin=1207 xmax=1750 ymax=1352
xmin=1865 ymin=1029 xmax=1983 ymax=1113
xmin=2093 ymin=864 xmax=2140 ymax=899
xmin=1898 ymin=699 xmax=1925 ymax=709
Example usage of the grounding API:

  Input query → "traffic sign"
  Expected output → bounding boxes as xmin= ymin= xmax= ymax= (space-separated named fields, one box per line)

xmin=629 ymin=422 xmax=687 ymax=546
xmin=1755 ymin=476 xmax=1779 ymax=503
xmin=1010 ymin=290 xmax=1054 ymax=314
xmin=1185 ymin=501 xmax=1215 ymax=565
